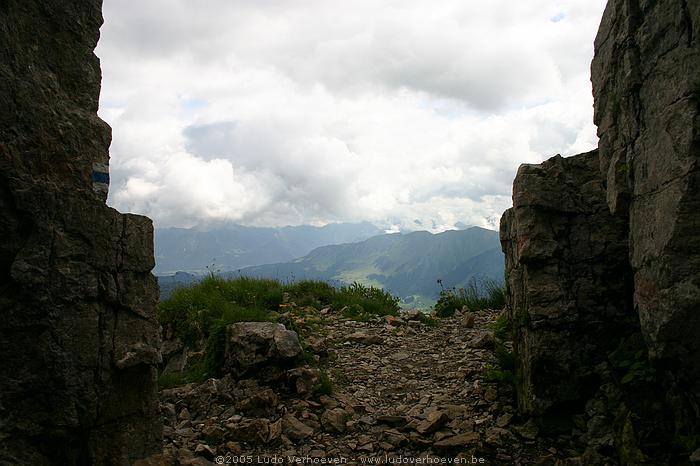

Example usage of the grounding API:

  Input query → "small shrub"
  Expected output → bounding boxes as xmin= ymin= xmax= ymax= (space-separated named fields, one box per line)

xmin=485 ymin=311 xmax=514 ymax=386
xmin=434 ymin=287 xmax=470 ymax=317
xmin=620 ymin=362 xmax=656 ymax=385
xmin=422 ymin=315 xmax=439 ymax=327
xmin=495 ymin=341 xmax=514 ymax=372
xmin=492 ymin=312 xmax=512 ymax=342
xmin=617 ymin=351 xmax=657 ymax=386
xmin=484 ymin=368 xmax=514 ymax=385
xmin=158 ymin=275 xmax=278 ymax=348
xmin=218 ymin=276 xmax=284 ymax=309
xmin=341 ymin=303 xmax=372 ymax=321
xmin=484 ymin=280 xmax=506 ymax=309
xmin=314 ymin=370 xmax=333 ymax=397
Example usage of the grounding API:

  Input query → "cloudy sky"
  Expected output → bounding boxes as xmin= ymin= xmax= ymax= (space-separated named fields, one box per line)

xmin=96 ymin=0 xmax=607 ymax=232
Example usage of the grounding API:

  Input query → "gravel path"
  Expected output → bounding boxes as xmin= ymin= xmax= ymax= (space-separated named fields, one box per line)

xmin=149 ymin=309 xmax=584 ymax=466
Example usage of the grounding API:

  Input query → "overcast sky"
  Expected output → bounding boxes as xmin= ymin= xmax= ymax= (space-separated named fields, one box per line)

xmin=96 ymin=0 xmax=607 ymax=232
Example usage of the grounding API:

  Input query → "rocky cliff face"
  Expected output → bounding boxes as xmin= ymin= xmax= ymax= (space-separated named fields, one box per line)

xmin=0 ymin=1 xmax=161 ymax=464
xmin=593 ymin=0 xmax=700 ymax=410
xmin=501 ymin=0 xmax=700 ymax=463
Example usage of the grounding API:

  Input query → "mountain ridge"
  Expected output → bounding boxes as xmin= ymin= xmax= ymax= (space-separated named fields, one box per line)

xmin=234 ymin=226 xmax=504 ymax=306
xmin=154 ymin=221 xmax=383 ymax=274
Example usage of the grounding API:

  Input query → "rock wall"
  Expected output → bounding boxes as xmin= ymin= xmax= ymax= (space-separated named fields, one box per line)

xmin=0 ymin=1 xmax=162 ymax=464
xmin=500 ymin=151 xmax=633 ymax=425
xmin=501 ymin=0 xmax=700 ymax=463
xmin=592 ymin=0 xmax=700 ymax=413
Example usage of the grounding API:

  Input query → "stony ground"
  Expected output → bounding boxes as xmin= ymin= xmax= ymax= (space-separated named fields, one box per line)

xmin=144 ymin=309 xmax=591 ymax=466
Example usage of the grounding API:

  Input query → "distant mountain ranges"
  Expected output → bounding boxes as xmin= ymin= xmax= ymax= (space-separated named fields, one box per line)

xmin=157 ymin=223 xmax=504 ymax=308
xmin=235 ymin=227 xmax=503 ymax=307
xmin=154 ymin=222 xmax=383 ymax=275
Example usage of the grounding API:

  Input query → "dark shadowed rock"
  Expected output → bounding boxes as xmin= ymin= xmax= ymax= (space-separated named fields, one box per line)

xmin=347 ymin=331 xmax=384 ymax=345
xmin=0 ymin=1 xmax=161 ymax=464
xmin=321 ymin=407 xmax=349 ymax=433
xmin=432 ymin=432 xmax=480 ymax=450
xmin=284 ymin=366 xmax=321 ymax=397
xmin=500 ymin=151 xmax=633 ymax=420
xmin=282 ymin=414 xmax=315 ymax=442
xmin=229 ymin=419 xmax=270 ymax=445
xmin=236 ymin=388 xmax=278 ymax=417
xmin=415 ymin=410 xmax=449 ymax=435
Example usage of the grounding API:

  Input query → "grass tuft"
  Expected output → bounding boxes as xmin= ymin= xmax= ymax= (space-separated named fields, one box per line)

xmin=434 ymin=277 xmax=506 ymax=317
xmin=334 ymin=282 xmax=400 ymax=318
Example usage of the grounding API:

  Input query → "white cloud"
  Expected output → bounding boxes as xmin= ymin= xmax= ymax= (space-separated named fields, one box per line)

xmin=97 ymin=0 xmax=607 ymax=232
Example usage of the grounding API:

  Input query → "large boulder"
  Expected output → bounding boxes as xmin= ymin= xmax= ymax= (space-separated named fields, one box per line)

xmin=0 ymin=1 xmax=161 ymax=464
xmin=224 ymin=322 xmax=304 ymax=379
xmin=500 ymin=150 xmax=633 ymax=422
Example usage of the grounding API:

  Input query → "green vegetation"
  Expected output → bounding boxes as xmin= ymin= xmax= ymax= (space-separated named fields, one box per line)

xmin=492 ymin=311 xmax=512 ymax=342
xmin=485 ymin=311 xmax=515 ymax=386
xmin=159 ymin=276 xmax=399 ymax=345
xmin=675 ymin=434 xmax=700 ymax=456
xmin=158 ymin=276 xmax=400 ymax=381
xmin=158 ymin=360 xmax=209 ymax=389
xmin=620 ymin=360 xmax=656 ymax=385
xmin=619 ymin=161 xmax=631 ymax=177
xmin=616 ymin=350 xmax=657 ymax=386
xmin=314 ymin=371 xmax=334 ymax=396
xmin=493 ymin=313 xmax=514 ymax=372
xmin=158 ymin=275 xmax=278 ymax=348
xmin=284 ymin=280 xmax=337 ymax=308
xmin=484 ymin=368 xmax=514 ymax=385
xmin=335 ymin=282 xmax=400 ymax=320
xmin=422 ymin=314 xmax=439 ymax=327
xmin=434 ymin=277 xmax=506 ymax=317
xmin=494 ymin=341 xmax=514 ymax=372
